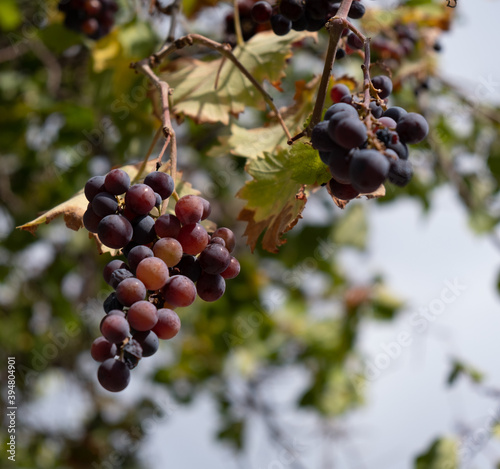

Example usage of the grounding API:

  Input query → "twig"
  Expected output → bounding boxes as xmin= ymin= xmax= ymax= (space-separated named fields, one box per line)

xmin=166 ymin=0 xmax=182 ymax=43
xmin=291 ymin=0 xmax=354 ymax=142
xmin=156 ymin=134 xmax=171 ymax=169
xmin=233 ymin=0 xmax=245 ymax=47
xmin=152 ymin=34 xmax=292 ymax=141
xmin=132 ymin=126 xmax=162 ymax=184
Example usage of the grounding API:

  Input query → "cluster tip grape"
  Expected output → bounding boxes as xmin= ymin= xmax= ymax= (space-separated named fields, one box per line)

xmin=312 ymin=76 xmax=428 ymax=200
xmin=84 ymin=169 xmax=240 ymax=392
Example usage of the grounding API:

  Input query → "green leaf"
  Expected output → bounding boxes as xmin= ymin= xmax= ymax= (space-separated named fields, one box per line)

xmin=414 ymin=438 xmax=458 ymax=469
xmin=237 ymin=143 xmax=330 ymax=252
xmin=447 ymin=359 xmax=483 ymax=387
xmin=0 ymin=0 xmax=22 ymax=31
xmin=163 ymin=30 xmax=315 ymax=125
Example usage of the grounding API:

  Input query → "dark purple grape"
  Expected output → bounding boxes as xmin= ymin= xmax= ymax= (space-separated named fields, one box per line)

xmin=123 ymin=339 xmax=142 ymax=369
xmin=103 ymin=292 xmax=123 ymax=313
xmin=84 ymin=175 xmax=105 ymax=202
xmin=349 ymin=149 xmax=390 ymax=193
xmin=348 ymin=1 xmax=365 ymax=19
xmin=347 ymin=33 xmax=364 ymax=50
xmin=304 ymin=10 xmax=325 ymax=31
xmin=172 ymin=255 xmax=202 ymax=282
xmin=251 ymin=1 xmax=273 ymax=23
xmin=324 ymin=102 xmax=358 ymax=121
xmin=196 ymin=273 xmax=226 ymax=302
xmin=306 ymin=0 xmax=329 ymax=20
xmin=327 ymin=178 xmax=360 ymax=201
xmin=291 ymin=13 xmax=308 ymax=31
xmin=328 ymin=148 xmax=352 ymax=184
xmin=331 ymin=117 xmax=367 ymax=149
xmin=221 ymin=257 xmax=240 ymax=280
xmin=270 ymin=14 xmax=292 ymax=36
xmin=133 ymin=330 xmax=159 ymax=357
xmin=383 ymin=107 xmax=407 ymax=123
xmin=125 ymin=184 xmax=156 ymax=215
xmin=83 ymin=206 xmax=102 ymax=233
xmin=372 ymin=75 xmax=393 ymax=99
xmin=154 ymin=193 xmax=162 ymax=208
xmin=92 ymin=192 xmax=118 ymax=218
xmin=335 ymin=48 xmax=346 ymax=60
xmin=91 ymin=337 xmax=117 ymax=362
xmin=210 ymin=237 xmax=226 ymax=247
xmin=280 ymin=0 xmax=304 ymax=21
xmin=311 ymin=121 xmax=336 ymax=152
xmin=396 ymin=112 xmax=429 ymax=144
xmin=98 ymin=358 xmax=130 ymax=392
xmin=109 ymin=268 xmax=135 ymax=289
xmin=97 ymin=215 xmax=133 ymax=249
xmin=388 ymin=159 xmax=413 ymax=187
xmin=155 ymin=214 xmax=181 ymax=239
xmin=104 ymin=169 xmax=130 ymax=195
xmin=199 ymin=244 xmax=231 ymax=275
xmin=319 ymin=151 xmax=332 ymax=165
xmin=127 ymin=245 xmax=154 ymax=273
xmin=370 ymin=102 xmax=383 ymax=119
xmin=132 ymin=215 xmax=156 ymax=245
xmin=144 ymin=172 xmax=174 ymax=200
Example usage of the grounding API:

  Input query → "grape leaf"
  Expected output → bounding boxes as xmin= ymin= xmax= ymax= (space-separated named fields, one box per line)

xmin=414 ymin=438 xmax=458 ymax=469
xmin=237 ymin=143 xmax=330 ymax=252
xmin=162 ymin=30 xmax=315 ymax=125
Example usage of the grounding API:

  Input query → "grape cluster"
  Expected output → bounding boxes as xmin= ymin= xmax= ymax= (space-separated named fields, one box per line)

xmin=251 ymin=0 xmax=365 ymax=36
xmin=84 ymin=169 xmax=240 ymax=392
xmin=311 ymin=78 xmax=428 ymax=200
xmin=58 ymin=0 xmax=118 ymax=40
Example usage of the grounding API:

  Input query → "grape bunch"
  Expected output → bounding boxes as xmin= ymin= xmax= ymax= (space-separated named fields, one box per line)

xmin=58 ymin=0 xmax=118 ymax=40
xmin=251 ymin=0 xmax=365 ymax=36
xmin=311 ymin=77 xmax=428 ymax=200
xmin=83 ymin=169 xmax=240 ymax=392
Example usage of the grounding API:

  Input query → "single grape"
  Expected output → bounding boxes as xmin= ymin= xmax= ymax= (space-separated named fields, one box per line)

xmin=196 ymin=273 xmax=226 ymax=302
xmin=177 ymin=223 xmax=209 ymax=256
xmin=371 ymin=75 xmax=393 ymax=99
xmin=172 ymin=255 xmax=202 ymax=283
xmin=132 ymin=215 xmax=157 ymax=245
xmin=123 ymin=338 xmax=142 ymax=369
xmin=378 ymin=116 xmax=397 ymax=129
xmin=332 ymin=117 xmax=367 ymax=149
xmin=109 ymin=268 xmax=135 ymax=289
xmin=103 ymin=292 xmax=123 ymax=313
xmin=306 ymin=0 xmax=329 ymax=20
xmin=133 ymin=330 xmax=159 ymax=357
xmin=91 ymin=337 xmax=117 ymax=362
xmin=199 ymin=244 xmax=231 ymax=275
xmin=84 ymin=0 xmax=102 ymax=15
xmin=136 ymin=257 xmax=169 ymax=291
xmin=161 ymin=275 xmax=197 ymax=308
xmin=92 ymin=192 xmax=118 ymax=218
xmin=152 ymin=308 xmax=181 ymax=340
xmin=347 ymin=33 xmax=363 ymax=50
xmin=83 ymin=206 xmax=102 ymax=233
xmin=396 ymin=112 xmax=429 ymax=144
xmin=125 ymin=184 xmax=156 ymax=215
xmin=349 ymin=149 xmax=390 ymax=193
xmin=212 ymin=227 xmax=236 ymax=253
xmin=115 ymin=277 xmax=146 ymax=306
xmin=383 ymin=106 xmax=407 ymax=123
xmin=335 ymin=48 xmax=346 ymax=60
xmin=210 ymin=237 xmax=226 ymax=247
xmin=251 ymin=1 xmax=273 ymax=23
xmin=155 ymin=214 xmax=181 ymax=239
xmin=348 ymin=1 xmax=365 ymax=19
xmin=97 ymin=358 xmax=130 ymax=392
xmin=311 ymin=121 xmax=336 ymax=152
xmin=175 ymin=195 xmax=204 ymax=225
xmin=388 ymin=159 xmax=413 ymax=187
xmin=199 ymin=198 xmax=211 ymax=220
xmin=304 ymin=10 xmax=325 ymax=31
xmin=369 ymin=101 xmax=383 ymax=119
xmin=127 ymin=300 xmax=158 ymax=331
xmin=103 ymin=259 xmax=129 ymax=284
xmin=280 ymin=0 xmax=304 ymax=21
xmin=154 ymin=193 xmax=162 ymax=208
xmin=153 ymin=237 xmax=183 ymax=267
xmin=324 ymin=102 xmax=358 ymax=121
xmin=144 ymin=172 xmax=174 ymax=200
xmin=82 ymin=18 xmax=99 ymax=36
xmin=221 ymin=257 xmax=240 ymax=280
xmin=270 ymin=14 xmax=292 ymax=36
xmin=327 ymin=178 xmax=360 ymax=201
xmin=97 ymin=215 xmax=133 ymax=249
xmin=127 ymin=245 xmax=154 ymax=273
xmin=291 ymin=14 xmax=308 ymax=31
xmin=330 ymin=84 xmax=351 ymax=104
xmin=100 ymin=314 xmax=130 ymax=344
xmin=84 ymin=175 xmax=105 ymax=202
xmin=104 ymin=169 xmax=130 ymax=195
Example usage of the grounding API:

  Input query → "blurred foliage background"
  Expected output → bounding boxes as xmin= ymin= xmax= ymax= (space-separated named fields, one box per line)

xmin=1 ymin=0 xmax=500 ymax=468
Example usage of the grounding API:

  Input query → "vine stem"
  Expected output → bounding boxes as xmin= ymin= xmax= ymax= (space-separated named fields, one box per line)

xmin=132 ymin=126 xmax=162 ymax=184
xmin=152 ymin=34 xmax=292 ymax=141
xmin=291 ymin=0 xmax=354 ymax=142
xmin=233 ymin=0 xmax=245 ymax=47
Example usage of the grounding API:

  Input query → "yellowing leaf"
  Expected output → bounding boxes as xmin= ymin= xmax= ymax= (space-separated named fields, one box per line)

xmin=237 ymin=143 xmax=330 ymax=252
xmin=163 ymin=30 xmax=315 ymax=125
